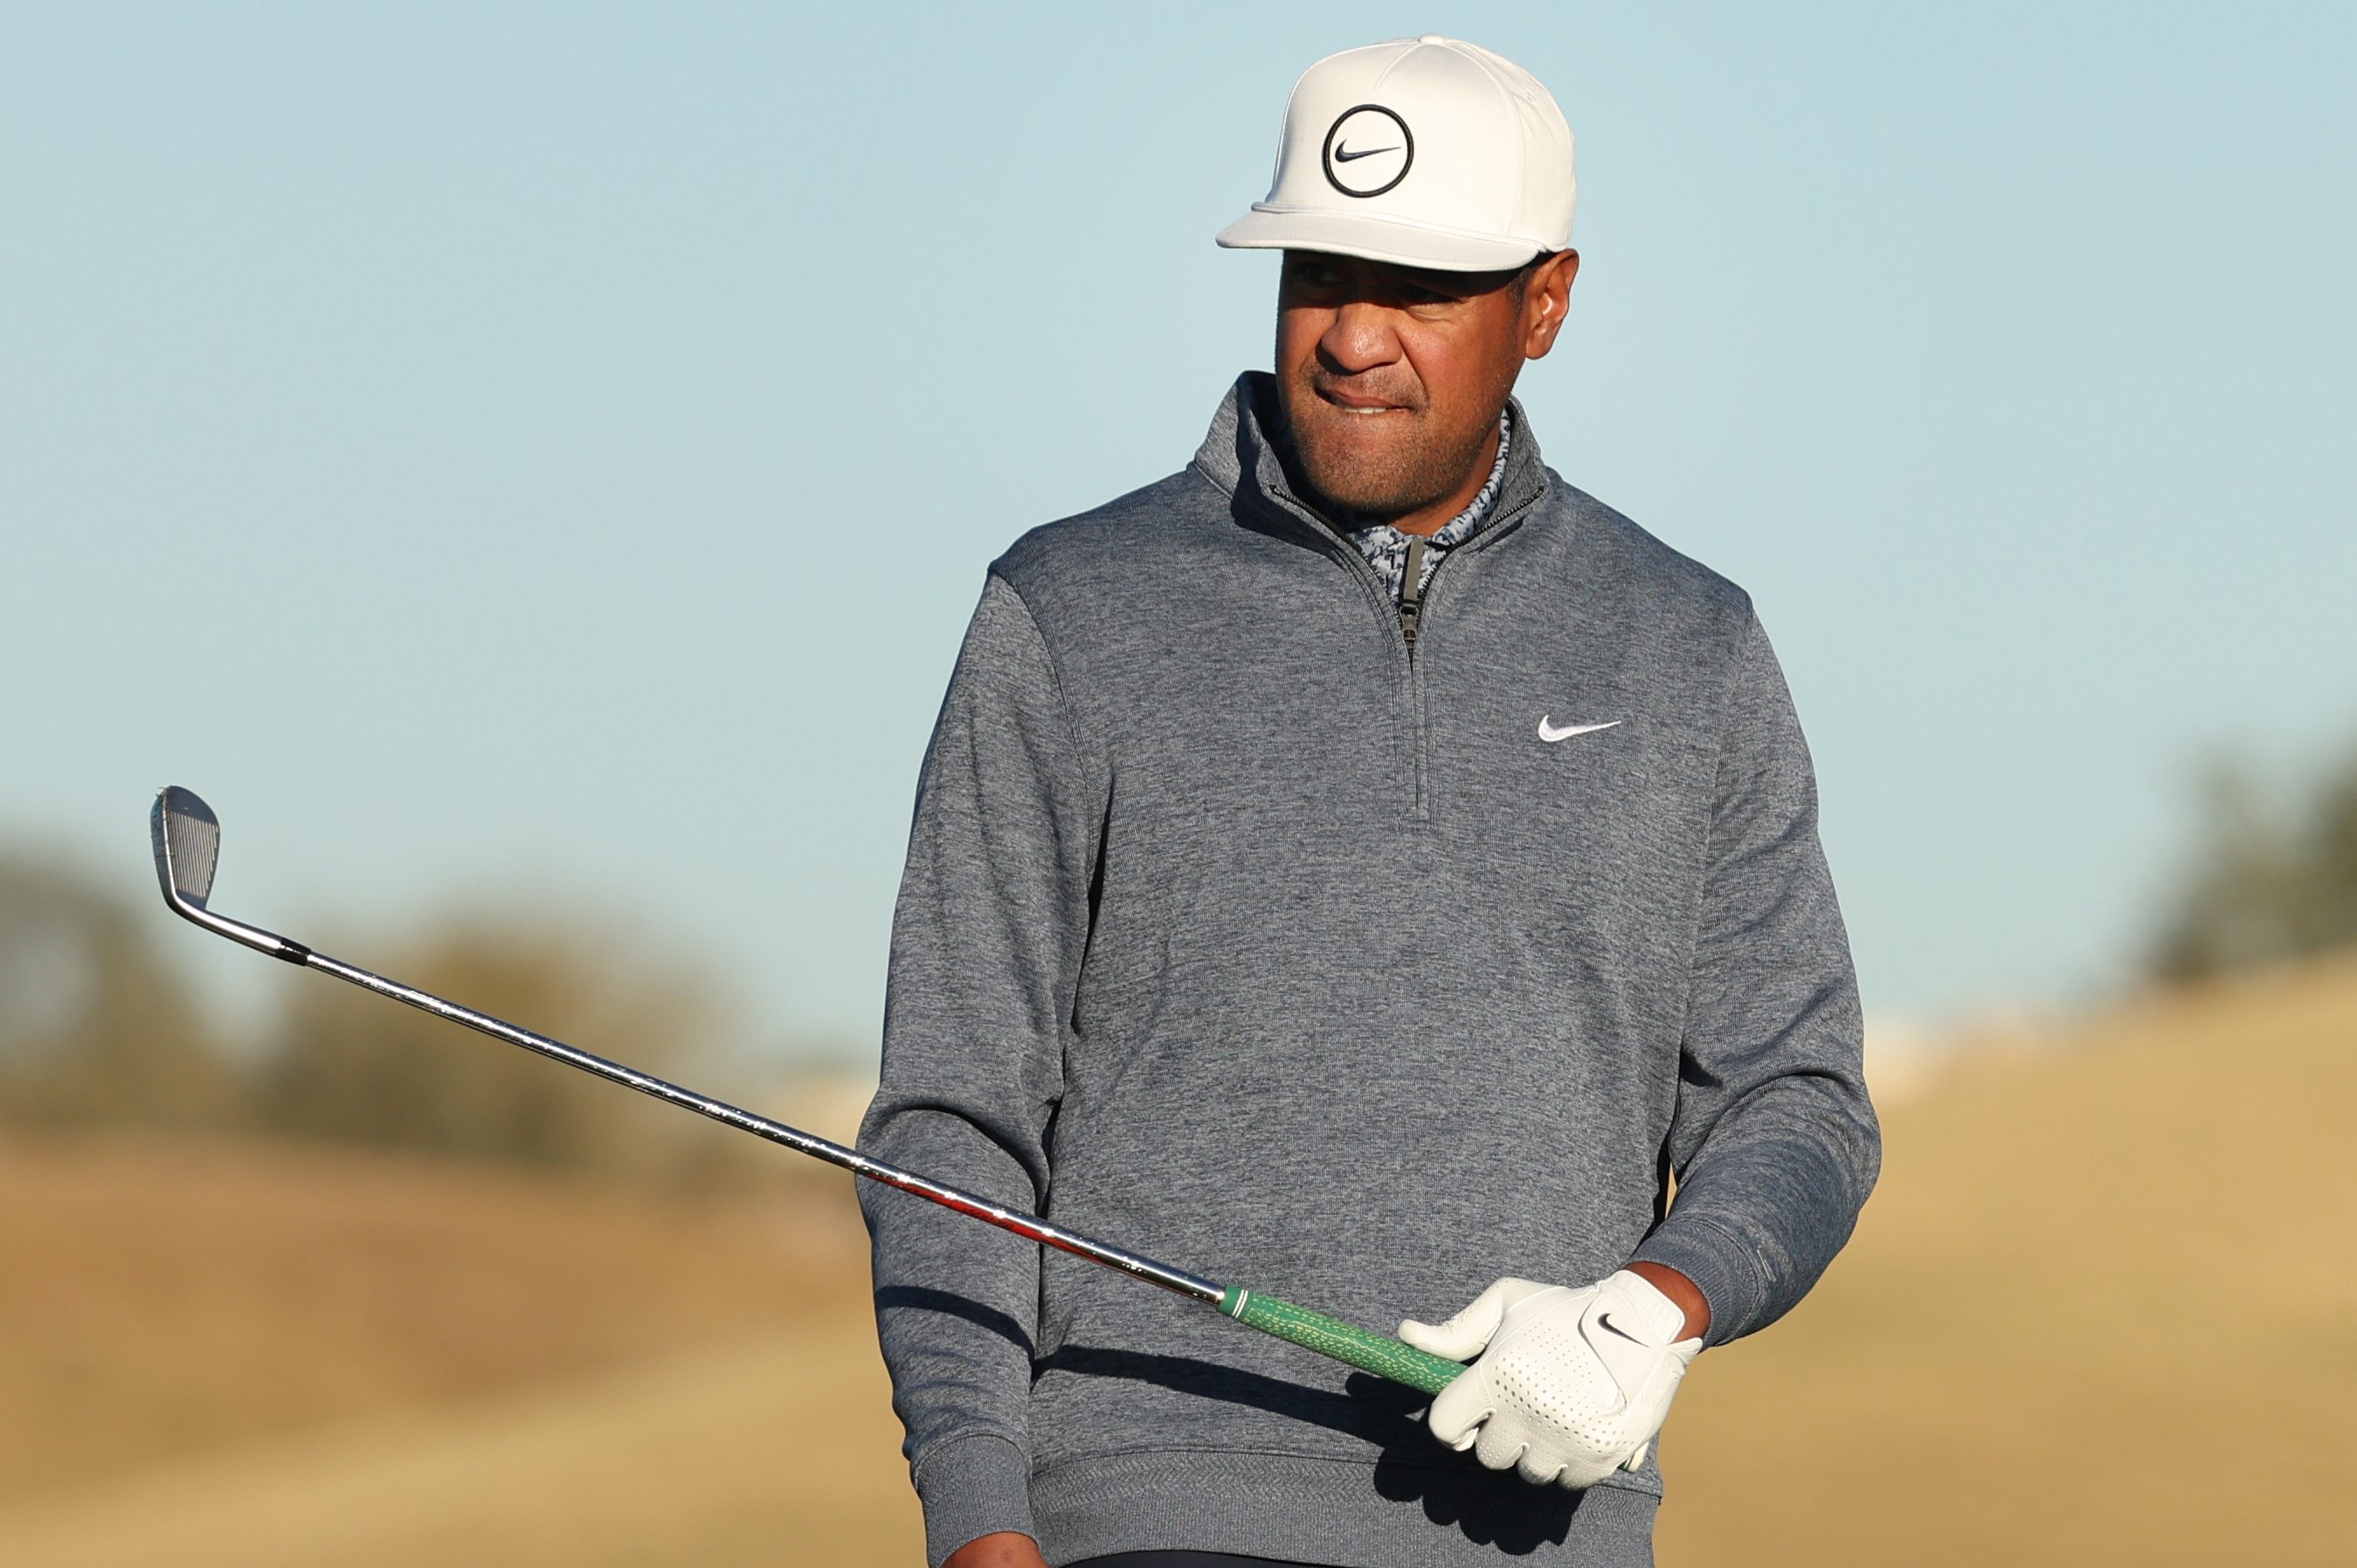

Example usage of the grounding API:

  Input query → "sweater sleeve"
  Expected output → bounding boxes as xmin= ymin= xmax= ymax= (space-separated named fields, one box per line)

xmin=1629 ymin=609 xmax=1882 ymax=1347
xmin=857 ymin=572 xmax=1108 ymax=1567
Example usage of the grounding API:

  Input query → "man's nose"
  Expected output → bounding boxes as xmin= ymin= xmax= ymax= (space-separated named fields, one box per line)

xmin=1317 ymin=301 xmax=1401 ymax=375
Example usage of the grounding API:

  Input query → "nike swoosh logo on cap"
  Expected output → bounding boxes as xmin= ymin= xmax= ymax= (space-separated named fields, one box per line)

xmin=1333 ymin=142 xmax=1400 ymax=162
xmin=1538 ymin=718 xmax=1621 ymax=743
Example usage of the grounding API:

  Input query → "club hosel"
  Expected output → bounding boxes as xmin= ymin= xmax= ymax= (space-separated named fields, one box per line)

xmin=169 ymin=900 xmax=309 ymax=964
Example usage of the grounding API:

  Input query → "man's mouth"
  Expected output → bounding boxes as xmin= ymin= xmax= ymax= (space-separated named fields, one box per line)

xmin=1317 ymin=388 xmax=1413 ymax=417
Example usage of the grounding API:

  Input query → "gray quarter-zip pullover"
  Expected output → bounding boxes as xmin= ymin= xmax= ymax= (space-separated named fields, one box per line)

xmin=860 ymin=373 xmax=1880 ymax=1568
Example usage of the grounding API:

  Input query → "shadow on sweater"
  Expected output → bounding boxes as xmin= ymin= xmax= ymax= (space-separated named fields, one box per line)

xmin=874 ymin=1290 xmax=1598 ymax=1556
xmin=876 ymin=1285 xmax=1038 ymax=1356
xmin=1036 ymin=1343 xmax=1586 ymax=1556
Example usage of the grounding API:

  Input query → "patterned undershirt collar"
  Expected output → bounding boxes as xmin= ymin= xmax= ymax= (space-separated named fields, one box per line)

xmin=1341 ymin=410 xmax=1513 ymax=604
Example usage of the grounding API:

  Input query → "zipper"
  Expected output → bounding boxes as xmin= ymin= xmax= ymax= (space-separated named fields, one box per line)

xmin=1261 ymin=482 xmax=1547 ymax=819
xmin=1399 ymin=537 xmax=1427 ymax=650
xmin=1395 ymin=491 xmax=1545 ymax=820
xmin=1403 ymin=487 xmax=1544 ymax=653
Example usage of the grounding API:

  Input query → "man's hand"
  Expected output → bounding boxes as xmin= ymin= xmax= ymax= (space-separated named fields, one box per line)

xmin=943 ymin=1531 xmax=1049 ymax=1568
xmin=1398 ymin=1270 xmax=1703 ymax=1489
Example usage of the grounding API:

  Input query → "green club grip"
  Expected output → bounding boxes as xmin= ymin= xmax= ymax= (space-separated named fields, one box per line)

xmin=1220 ymin=1287 xmax=1466 ymax=1397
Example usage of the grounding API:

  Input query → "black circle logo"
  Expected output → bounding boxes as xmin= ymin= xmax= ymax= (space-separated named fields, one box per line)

xmin=1322 ymin=104 xmax=1414 ymax=198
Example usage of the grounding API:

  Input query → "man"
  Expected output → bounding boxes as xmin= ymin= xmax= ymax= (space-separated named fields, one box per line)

xmin=860 ymin=36 xmax=1878 ymax=1568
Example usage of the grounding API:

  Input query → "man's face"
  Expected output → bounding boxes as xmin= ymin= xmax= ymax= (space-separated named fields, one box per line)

xmin=1275 ymin=248 xmax=1576 ymax=522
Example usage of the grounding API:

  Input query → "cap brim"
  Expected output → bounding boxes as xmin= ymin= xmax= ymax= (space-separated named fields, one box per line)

xmin=1216 ymin=204 xmax=1544 ymax=272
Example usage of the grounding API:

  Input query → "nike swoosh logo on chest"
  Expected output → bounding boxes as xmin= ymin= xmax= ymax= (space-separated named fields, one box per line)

xmin=1538 ymin=717 xmax=1621 ymax=743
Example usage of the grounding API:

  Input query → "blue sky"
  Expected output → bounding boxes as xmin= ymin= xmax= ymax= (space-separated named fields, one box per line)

xmin=4 ymin=3 xmax=2352 ymax=1055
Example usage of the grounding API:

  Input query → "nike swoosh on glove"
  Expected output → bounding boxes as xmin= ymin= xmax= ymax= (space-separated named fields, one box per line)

xmin=1398 ymin=1270 xmax=1703 ymax=1489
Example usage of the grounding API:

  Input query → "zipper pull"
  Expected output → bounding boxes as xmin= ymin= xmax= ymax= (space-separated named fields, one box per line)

xmin=1400 ymin=537 xmax=1427 ymax=648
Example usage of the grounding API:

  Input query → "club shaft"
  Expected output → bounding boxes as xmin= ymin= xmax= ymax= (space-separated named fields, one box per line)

xmin=149 ymin=786 xmax=1468 ymax=1396
xmin=297 ymin=947 xmax=1226 ymax=1306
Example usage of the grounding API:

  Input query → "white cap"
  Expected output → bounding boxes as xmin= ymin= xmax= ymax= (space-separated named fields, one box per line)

xmin=1217 ymin=36 xmax=1575 ymax=273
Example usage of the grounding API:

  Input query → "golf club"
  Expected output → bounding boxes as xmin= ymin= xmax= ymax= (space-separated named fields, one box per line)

xmin=148 ymin=785 xmax=1466 ymax=1397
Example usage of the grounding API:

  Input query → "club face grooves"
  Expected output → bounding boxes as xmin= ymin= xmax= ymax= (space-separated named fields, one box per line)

xmin=153 ymin=785 xmax=222 ymax=907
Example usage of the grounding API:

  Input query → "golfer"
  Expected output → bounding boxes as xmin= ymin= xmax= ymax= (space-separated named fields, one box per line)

xmin=861 ymin=36 xmax=1879 ymax=1568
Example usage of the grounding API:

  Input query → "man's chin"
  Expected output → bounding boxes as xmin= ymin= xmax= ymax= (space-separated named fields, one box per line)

xmin=1297 ymin=456 xmax=1445 ymax=521
xmin=1292 ymin=430 xmax=1432 ymax=517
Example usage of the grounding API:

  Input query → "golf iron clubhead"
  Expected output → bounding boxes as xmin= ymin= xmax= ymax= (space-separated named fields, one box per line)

xmin=146 ymin=786 xmax=1469 ymax=1398
xmin=151 ymin=785 xmax=220 ymax=907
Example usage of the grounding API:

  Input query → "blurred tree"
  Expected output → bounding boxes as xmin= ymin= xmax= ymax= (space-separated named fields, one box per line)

xmin=0 ymin=853 xmax=240 ymax=1129
xmin=2153 ymin=747 xmax=2357 ymax=981
xmin=256 ymin=914 xmax=737 ymax=1180
xmin=0 ymin=849 xmax=770 ymax=1184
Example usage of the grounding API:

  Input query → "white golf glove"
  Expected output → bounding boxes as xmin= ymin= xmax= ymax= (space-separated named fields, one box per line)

xmin=1399 ymin=1270 xmax=1703 ymax=1489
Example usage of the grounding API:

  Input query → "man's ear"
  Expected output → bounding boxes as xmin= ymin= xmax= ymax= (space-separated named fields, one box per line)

xmin=1522 ymin=250 xmax=1580 ymax=361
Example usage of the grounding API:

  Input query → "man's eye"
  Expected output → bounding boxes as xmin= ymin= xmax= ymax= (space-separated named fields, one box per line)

xmin=1395 ymin=285 xmax=1465 ymax=309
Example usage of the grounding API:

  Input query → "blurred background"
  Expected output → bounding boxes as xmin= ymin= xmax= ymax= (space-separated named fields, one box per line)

xmin=2 ymin=3 xmax=2352 ymax=1564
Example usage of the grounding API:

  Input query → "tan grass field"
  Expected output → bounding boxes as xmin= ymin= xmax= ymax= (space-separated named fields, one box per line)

xmin=3 ymin=957 xmax=2352 ymax=1565
xmin=1658 ymin=955 xmax=2357 ymax=1565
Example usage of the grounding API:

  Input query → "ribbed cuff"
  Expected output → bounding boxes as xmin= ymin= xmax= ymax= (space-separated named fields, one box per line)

xmin=1629 ymin=1215 xmax=1766 ymax=1348
xmin=913 ymin=1431 xmax=1036 ymax=1568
